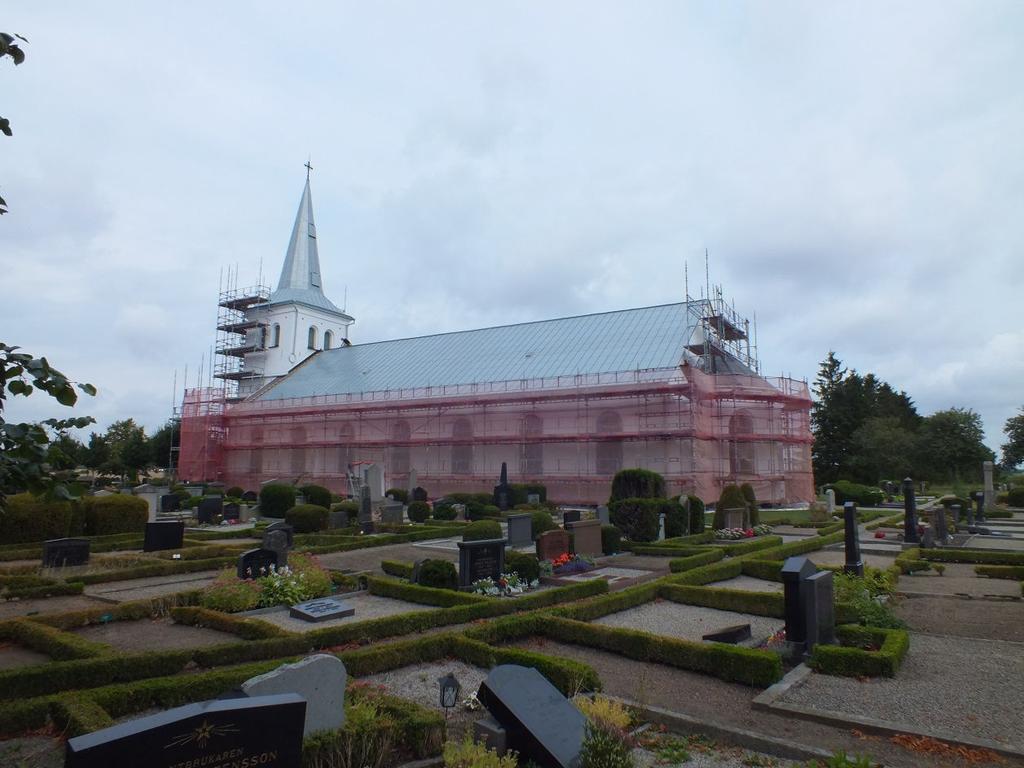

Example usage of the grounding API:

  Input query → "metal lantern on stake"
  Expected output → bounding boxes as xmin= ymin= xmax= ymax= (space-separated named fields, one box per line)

xmin=438 ymin=672 xmax=461 ymax=718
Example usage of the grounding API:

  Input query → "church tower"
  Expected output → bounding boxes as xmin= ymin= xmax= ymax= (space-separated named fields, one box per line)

xmin=215 ymin=171 xmax=354 ymax=399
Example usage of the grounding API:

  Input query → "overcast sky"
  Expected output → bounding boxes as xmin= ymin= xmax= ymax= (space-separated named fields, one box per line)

xmin=3 ymin=2 xmax=1022 ymax=454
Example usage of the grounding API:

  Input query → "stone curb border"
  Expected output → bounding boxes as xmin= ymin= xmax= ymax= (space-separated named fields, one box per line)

xmin=603 ymin=694 xmax=833 ymax=762
xmin=752 ymin=664 xmax=1024 ymax=762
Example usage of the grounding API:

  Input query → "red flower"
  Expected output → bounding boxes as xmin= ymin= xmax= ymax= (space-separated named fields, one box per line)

xmin=874 ymin=531 xmax=885 ymax=539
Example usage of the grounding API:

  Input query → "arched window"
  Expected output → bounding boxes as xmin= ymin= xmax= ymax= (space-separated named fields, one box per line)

xmin=595 ymin=411 xmax=623 ymax=475
xmin=729 ymin=413 xmax=755 ymax=476
xmin=323 ymin=330 xmax=333 ymax=350
xmin=390 ymin=420 xmax=411 ymax=476
xmin=451 ymin=418 xmax=473 ymax=475
xmin=307 ymin=326 xmax=318 ymax=350
xmin=271 ymin=324 xmax=281 ymax=348
xmin=521 ymin=414 xmax=544 ymax=477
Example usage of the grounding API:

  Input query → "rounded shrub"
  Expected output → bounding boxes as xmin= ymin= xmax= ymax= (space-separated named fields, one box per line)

xmin=385 ymin=488 xmax=409 ymax=504
xmin=687 ymin=495 xmax=706 ymax=533
xmin=407 ymin=500 xmax=431 ymax=523
xmin=82 ymin=495 xmax=147 ymax=535
xmin=506 ymin=552 xmax=541 ymax=583
xmin=226 ymin=486 xmax=245 ymax=499
xmin=714 ymin=485 xmax=749 ymax=530
xmin=0 ymin=493 xmax=74 ymax=544
xmin=664 ymin=500 xmax=689 ymax=538
xmin=530 ymin=510 xmax=557 ymax=539
xmin=432 ymin=503 xmax=458 ymax=521
xmin=1007 ymin=487 xmax=1024 ymax=507
xmin=740 ymin=482 xmax=759 ymax=527
xmin=299 ymin=484 xmax=332 ymax=509
xmin=259 ymin=484 xmax=296 ymax=518
xmin=411 ymin=486 xmax=428 ymax=502
xmin=416 ymin=559 xmax=458 ymax=591
xmin=601 ymin=524 xmax=622 ymax=555
xmin=609 ymin=498 xmax=663 ymax=542
xmin=468 ymin=503 xmax=501 ymax=521
xmin=463 ymin=519 xmax=502 ymax=541
xmin=285 ymin=504 xmax=330 ymax=533
xmin=830 ymin=480 xmax=884 ymax=507
xmin=509 ymin=483 xmax=547 ymax=506
xmin=609 ymin=469 xmax=666 ymax=502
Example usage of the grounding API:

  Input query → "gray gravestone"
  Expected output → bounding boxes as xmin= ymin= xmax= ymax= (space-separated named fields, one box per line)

xmin=358 ymin=486 xmax=374 ymax=534
xmin=477 ymin=664 xmax=586 ymax=768
xmin=964 ymin=500 xmax=975 ymax=528
xmin=363 ymin=464 xmax=385 ymax=502
xmin=458 ymin=538 xmax=506 ymax=588
xmin=983 ymin=460 xmax=995 ymax=515
xmin=825 ymin=489 xmax=835 ymax=515
xmin=289 ymin=597 xmax=355 ymax=622
xmin=935 ymin=507 xmax=951 ymax=542
xmin=723 ymin=507 xmax=746 ymax=530
xmin=919 ymin=526 xmax=935 ymax=549
xmin=381 ymin=498 xmax=404 ymax=525
xmin=801 ymin=570 xmax=835 ymax=653
xmin=264 ymin=531 xmax=290 ymax=568
xmin=527 ymin=493 xmax=541 ymax=505
xmin=473 ymin=715 xmax=508 ymax=756
xmin=780 ymin=556 xmax=817 ymax=646
xmin=329 ymin=509 xmax=348 ymax=529
xmin=658 ymin=512 xmax=666 ymax=541
xmin=596 ymin=505 xmax=610 ymax=525
xmin=843 ymin=502 xmax=863 ymax=576
xmin=241 ymin=655 xmax=347 ymax=737
xmin=506 ymin=514 xmax=533 ymax=548
xmin=65 ymin=694 xmax=305 ymax=768
xmin=902 ymin=477 xmax=919 ymax=543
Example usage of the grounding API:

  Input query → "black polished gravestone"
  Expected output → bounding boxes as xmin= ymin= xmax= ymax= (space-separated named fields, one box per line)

xmin=902 ymin=477 xmax=919 ymax=544
xmin=264 ymin=521 xmax=295 ymax=548
xmin=237 ymin=548 xmax=279 ymax=579
xmin=42 ymin=538 xmax=90 ymax=568
xmin=800 ymin=569 xmax=835 ymax=653
xmin=197 ymin=496 xmax=223 ymax=525
xmin=477 ymin=664 xmax=586 ymax=768
xmin=842 ymin=502 xmax=863 ymax=576
xmin=223 ymin=503 xmax=241 ymax=521
xmin=561 ymin=510 xmax=581 ymax=525
xmin=493 ymin=461 xmax=512 ymax=511
xmin=143 ymin=521 xmax=184 ymax=552
xmin=289 ymin=596 xmax=355 ymax=623
xmin=65 ymin=693 xmax=305 ymax=768
xmin=780 ymin=556 xmax=817 ymax=646
xmin=241 ymin=490 xmax=258 ymax=503
xmin=160 ymin=494 xmax=181 ymax=514
xmin=457 ymin=538 xmax=506 ymax=588
xmin=702 ymin=624 xmax=752 ymax=644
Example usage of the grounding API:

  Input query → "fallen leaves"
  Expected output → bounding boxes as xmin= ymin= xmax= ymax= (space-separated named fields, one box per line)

xmin=891 ymin=734 xmax=1004 ymax=764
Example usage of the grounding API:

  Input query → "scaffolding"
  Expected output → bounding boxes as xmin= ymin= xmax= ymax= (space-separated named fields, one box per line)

xmin=178 ymin=387 xmax=228 ymax=483
xmin=214 ymin=282 xmax=271 ymax=399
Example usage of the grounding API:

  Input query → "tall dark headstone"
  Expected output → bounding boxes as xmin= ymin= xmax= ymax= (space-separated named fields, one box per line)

xmin=143 ymin=521 xmax=185 ymax=552
xmin=902 ymin=477 xmax=919 ymax=543
xmin=477 ymin=665 xmax=586 ymax=768
xmin=358 ymin=486 xmax=374 ymax=534
xmin=973 ymin=492 xmax=985 ymax=526
xmin=457 ymin=538 xmax=506 ymax=588
xmin=241 ymin=490 xmax=258 ymax=503
xmin=223 ymin=502 xmax=241 ymax=521
xmin=780 ymin=556 xmax=817 ymax=646
xmin=65 ymin=694 xmax=305 ymax=768
xmin=843 ymin=502 xmax=863 ymax=576
xmin=493 ymin=462 xmax=512 ymax=511
xmin=197 ymin=496 xmax=223 ymax=525
xmin=801 ymin=570 xmax=835 ymax=653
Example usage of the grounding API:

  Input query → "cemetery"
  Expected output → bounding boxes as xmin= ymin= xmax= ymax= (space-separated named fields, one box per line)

xmin=0 ymin=464 xmax=1020 ymax=768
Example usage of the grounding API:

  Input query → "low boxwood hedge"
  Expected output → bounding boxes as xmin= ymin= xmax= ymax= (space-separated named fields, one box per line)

xmin=974 ymin=565 xmax=1024 ymax=579
xmin=659 ymin=584 xmax=784 ymax=618
xmin=895 ymin=547 xmax=931 ymax=574
xmin=809 ymin=624 xmax=909 ymax=677
xmin=49 ymin=693 xmax=115 ymax=737
xmin=169 ymin=606 xmax=289 ymax=640
xmin=664 ymin=559 xmax=743 ymax=585
xmin=754 ymin=530 xmax=843 ymax=560
xmin=668 ymin=549 xmax=725 ymax=573
xmin=380 ymin=559 xmax=414 ymax=579
xmin=0 ymin=618 xmax=108 ymax=661
xmin=922 ymin=548 xmax=1024 ymax=566
xmin=711 ymin=536 xmax=783 ymax=556
xmin=740 ymin=559 xmax=784 ymax=581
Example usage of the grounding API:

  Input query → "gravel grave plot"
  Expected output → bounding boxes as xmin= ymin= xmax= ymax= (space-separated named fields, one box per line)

xmin=962 ymin=536 xmax=1024 ymax=552
xmin=0 ymin=642 xmax=49 ymax=670
xmin=595 ymin=554 xmax=672 ymax=573
xmin=316 ymin=542 xmax=458 ymax=573
xmin=360 ymin=660 xmax=488 ymax=739
xmin=83 ymin=572 xmax=219 ymax=602
xmin=251 ymin=592 xmax=435 ymax=633
xmin=776 ymin=632 xmax=1024 ymax=750
xmin=593 ymin=601 xmax=783 ymax=646
xmin=0 ymin=594 xmax=106 ymax=621
xmin=0 ymin=736 xmax=63 ymax=768
xmin=805 ymin=550 xmax=897 ymax=569
xmin=632 ymin=739 xmax=803 ymax=768
xmin=705 ymin=575 xmax=783 ymax=593
xmin=72 ymin=617 xmax=239 ymax=652
xmin=897 ymin=567 xmax=1022 ymax=598
xmin=894 ymin=596 xmax=1024 ymax=642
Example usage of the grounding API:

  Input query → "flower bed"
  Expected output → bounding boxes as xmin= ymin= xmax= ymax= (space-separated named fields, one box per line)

xmin=199 ymin=553 xmax=332 ymax=612
xmin=471 ymin=572 xmax=539 ymax=597
xmin=543 ymin=553 xmax=596 ymax=576
xmin=714 ymin=524 xmax=774 ymax=540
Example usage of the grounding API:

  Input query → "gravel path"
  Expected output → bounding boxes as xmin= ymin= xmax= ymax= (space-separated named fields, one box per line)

xmin=0 ymin=594 xmax=108 ymax=620
xmin=705 ymin=575 xmax=783 ymax=593
xmin=248 ymin=592 xmax=434 ymax=633
xmin=894 ymin=596 xmax=1024 ymax=642
xmin=72 ymin=617 xmax=238 ymax=652
xmin=806 ymin=550 xmax=898 ymax=569
xmin=594 ymin=601 xmax=783 ymax=646
xmin=778 ymin=633 xmax=1024 ymax=750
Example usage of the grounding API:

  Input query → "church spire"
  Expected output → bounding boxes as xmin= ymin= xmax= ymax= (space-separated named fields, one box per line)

xmin=269 ymin=169 xmax=343 ymax=312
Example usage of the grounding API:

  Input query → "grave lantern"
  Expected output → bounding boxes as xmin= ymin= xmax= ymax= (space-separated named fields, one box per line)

xmin=438 ymin=672 xmax=461 ymax=717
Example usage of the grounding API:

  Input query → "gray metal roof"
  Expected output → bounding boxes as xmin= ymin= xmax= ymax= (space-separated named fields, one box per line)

xmin=257 ymin=302 xmax=703 ymax=400
xmin=267 ymin=176 xmax=343 ymax=313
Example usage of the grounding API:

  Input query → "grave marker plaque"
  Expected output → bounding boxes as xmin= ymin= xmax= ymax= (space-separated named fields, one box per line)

xmin=42 ymin=538 xmax=89 ymax=568
xmin=237 ymin=548 xmax=279 ymax=579
xmin=458 ymin=538 xmax=506 ymax=588
xmin=289 ymin=597 xmax=355 ymax=623
xmin=143 ymin=521 xmax=184 ymax=553
xmin=64 ymin=693 xmax=305 ymax=768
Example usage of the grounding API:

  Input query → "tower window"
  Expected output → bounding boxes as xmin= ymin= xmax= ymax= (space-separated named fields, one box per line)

xmin=323 ymin=330 xmax=333 ymax=350
xmin=307 ymin=326 xmax=318 ymax=350
xmin=271 ymin=323 xmax=281 ymax=348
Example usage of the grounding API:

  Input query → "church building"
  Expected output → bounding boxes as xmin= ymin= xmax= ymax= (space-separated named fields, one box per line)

xmin=179 ymin=175 xmax=814 ymax=505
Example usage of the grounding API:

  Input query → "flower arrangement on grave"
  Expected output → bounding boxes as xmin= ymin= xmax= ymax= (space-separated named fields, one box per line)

xmin=714 ymin=524 xmax=773 ymax=540
xmin=470 ymin=571 xmax=538 ymax=596
xmin=541 ymin=552 xmax=596 ymax=575
xmin=200 ymin=553 xmax=332 ymax=611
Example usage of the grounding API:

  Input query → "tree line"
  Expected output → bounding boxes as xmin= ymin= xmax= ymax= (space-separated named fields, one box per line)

xmin=46 ymin=419 xmax=178 ymax=483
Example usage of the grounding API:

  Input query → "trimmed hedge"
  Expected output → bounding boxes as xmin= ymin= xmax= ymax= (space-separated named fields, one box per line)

xmin=531 ymin=510 xmax=557 ymax=539
xmin=506 ymin=551 xmax=541 ymax=582
xmin=713 ymin=485 xmax=748 ymax=530
xmin=259 ymin=483 xmax=296 ymax=517
xmin=601 ymin=524 xmax=622 ymax=554
xmin=809 ymin=624 xmax=910 ymax=678
xmin=741 ymin=559 xmax=784 ymax=582
xmin=381 ymin=560 xmax=414 ymax=579
xmin=508 ymin=483 xmax=547 ymax=506
xmin=754 ymin=530 xmax=844 ymax=560
xmin=169 ymin=607 xmax=288 ymax=640
xmin=829 ymin=480 xmax=884 ymax=507
xmin=895 ymin=547 xmax=931 ymax=574
xmin=411 ymin=486 xmax=428 ymax=503
xmin=921 ymin=548 xmax=1024 ymax=566
xmin=298 ymin=484 xmax=332 ymax=508
xmin=712 ymin=535 xmax=783 ymax=556
xmin=415 ymin=559 xmax=458 ymax=591
xmin=82 ymin=495 xmax=148 ymax=536
xmin=609 ymin=469 xmax=666 ymax=502
xmin=463 ymin=519 xmax=502 ymax=541
xmin=668 ymin=549 xmax=726 ymax=573
xmin=660 ymin=584 xmax=784 ymax=618
xmin=0 ymin=618 xmax=108 ymax=661
xmin=974 ymin=565 xmax=1024 ymax=579
xmin=50 ymin=693 xmax=115 ymax=737
xmin=285 ymin=503 xmax=330 ymax=533
xmin=384 ymin=488 xmax=409 ymax=504
xmin=664 ymin=558 xmax=743 ymax=585
xmin=367 ymin=577 xmax=485 ymax=608
xmin=0 ymin=493 xmax=75 ymax=544
xmin=407 ymin=501 xmax=430 ymax=523
xmin=609 ymin=497 xmax=671 ymax=542
xmin=687 ymin=495 xmax=706 ymax=534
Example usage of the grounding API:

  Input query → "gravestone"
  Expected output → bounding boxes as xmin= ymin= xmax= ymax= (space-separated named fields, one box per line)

xmin=328 ymin=509 xmax=349 ymax=529
xmin=458 ymin=538 xmax=506 ymax=588
xmin=973 ymin=492 xmax=985 ymax=527
xmin=902 ymin=478 xmax=919 ymax=543
xmin=801 ymin=570 xmax=835 ymax=652
xmin=65 ymin=694 xmax=305 ymax=768
xmin=133 ymin=484 xmax=161 ymax=520
xmin=506 ymin=513 xmax=533 ymax=548
xmin=843 ymin=502 xmax=863 ymax=576
xmin=289 ymin=597 xmax=355 ymax=622
xmin=241 ymin=655 xmax=346 ymax=738
xmin=566 ymin=519 xmax=602 ymax=557
xmin=237 ymin=548 xmax=278 ymax=579
xmin=493 ymin=462 xmax=512 ymax=511
xmin=143 ymin=521 xmax=184 ymax=552
xmin=935 ymin=507 xmax=951 ymax=542
xmin=197 ymin=496 xmax=223 ymax=525
xmin=702 ymin=624 xmax=751 ymax=644
xmin=527 ymin=493 xmax=541 ymax=505
xmin=407 ymin=468 xmax=418 ymax=498
xmin=919 ymin=526 xmax=935 ymax=549
xmin=412 ymin=486 xmax=428 ymax=502
xmin=358 ymin=486 xmax=374 ymax=534
xmin=596 ymin=505 xmax=610 ymax=525
xmin=410 ymin=559 xmax=426 ymax=584
xmin=964 ymin=500 xmax=975 ymax=528
xmin=185 ymin=486 xmax=203 ymax=497
xmin=160 ymin=494 xmax=181 ymax=514
xmin=452 ymin=503 xmax=467 ymax=522
xmin=722 ymin=507 xmax=747 ymax=530
xmin=825 ymin=489 xmax=835 ymax=516
xmin=242 ymin=490 xmax=258 ymax=503
xmin=264 ymin=531 xmax=291 ymax=569
xmin=42 ymin=538 xmax=89 ymax=568
xmin=477 ymin=664 xmax=586 ymax=768
xmin=473 ymin=716 xmax=508 ymax=757
xmin=363 ymin=464 xmax=385 ymax=502
xmin=561 ymin=510 xmax=581 ymax=525
xmin=381 ymin=498 xmax=404 ymax=525
xmin=983 ymin=460 xmax=995 ymax=515
xmin=536 ymin=529 xmax=571 ymax=562
xmin=658 ymin=512 xmax=666 ymax=541
xmin=780 ymin=556 xmax=817 ymax=646
xmin=223 ymin=502 xmax=241 ymax=521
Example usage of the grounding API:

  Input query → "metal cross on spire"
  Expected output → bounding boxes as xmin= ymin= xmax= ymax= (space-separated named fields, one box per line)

xmin=305 ymin=157 xmax=313 ymax=179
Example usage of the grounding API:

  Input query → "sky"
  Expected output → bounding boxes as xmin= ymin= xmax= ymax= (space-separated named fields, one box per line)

xmin=3 ymin=2 xmax=1022 ymax=455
